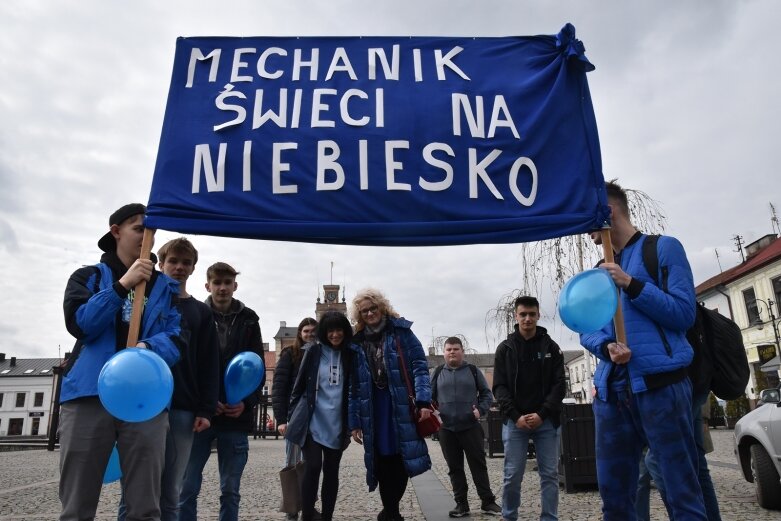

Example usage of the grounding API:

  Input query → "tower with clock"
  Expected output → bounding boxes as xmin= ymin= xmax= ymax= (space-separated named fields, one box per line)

xmin=315 ymin=283 xmax=347 ymax=320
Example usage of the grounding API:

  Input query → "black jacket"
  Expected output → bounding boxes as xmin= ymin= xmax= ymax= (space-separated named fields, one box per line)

xmin=271 ymin=346 xmax=302 ymax=424
xmin=207 ymin=297 xmax=264 ymax=432
xmin=492 ymin=325 xmax=566 ymax=428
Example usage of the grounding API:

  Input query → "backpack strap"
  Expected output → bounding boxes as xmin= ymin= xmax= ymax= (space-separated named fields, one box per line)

xmin=642 ymin=234 xmax=660 ymax=285
xmin=431 ymin=364 xmax=445 ymax=403
xmin=431 ymin=363 xmax=481 ymax=404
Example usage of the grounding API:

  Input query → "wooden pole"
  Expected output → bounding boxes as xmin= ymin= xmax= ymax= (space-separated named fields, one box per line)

xmin=601 ymin=228 xmax=627 ymax=345
xmin=127 ymin=228 xmax=156 ymax=347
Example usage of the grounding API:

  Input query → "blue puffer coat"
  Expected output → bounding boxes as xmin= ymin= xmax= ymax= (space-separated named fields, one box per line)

xmin=348 ymin=316 xmax=432 ymax=491
xmin=580 ymin=233 xmax=696 ymax=399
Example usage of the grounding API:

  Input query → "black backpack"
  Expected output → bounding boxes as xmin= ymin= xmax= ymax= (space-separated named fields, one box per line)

xmin=642 ymin=235 xmax=750 ymax=400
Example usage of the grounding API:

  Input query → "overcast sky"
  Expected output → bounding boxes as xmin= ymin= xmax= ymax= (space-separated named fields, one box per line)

xmin=2 ymin=0 xmax=779 ymax=360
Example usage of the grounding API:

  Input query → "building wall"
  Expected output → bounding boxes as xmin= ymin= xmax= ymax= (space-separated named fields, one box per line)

xmin=0 ymin=376 xmax=54 ymax=436
xmin=727 ymin=260 xmax=781 ymax=397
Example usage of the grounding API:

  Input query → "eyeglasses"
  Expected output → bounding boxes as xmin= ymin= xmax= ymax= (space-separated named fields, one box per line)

xmin=359 ymin=304 xmax=380 ymax=316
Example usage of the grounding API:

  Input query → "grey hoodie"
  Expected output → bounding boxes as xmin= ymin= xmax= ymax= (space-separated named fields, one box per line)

xmin=434 ymin=363 xmax=493 ymax=432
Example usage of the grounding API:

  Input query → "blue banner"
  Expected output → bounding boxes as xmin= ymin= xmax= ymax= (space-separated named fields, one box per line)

xmin=146 ymin=25 xmax=609 ymax=246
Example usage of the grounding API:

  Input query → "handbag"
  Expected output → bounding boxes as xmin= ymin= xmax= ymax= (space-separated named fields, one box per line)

xmin=278 ymin=458 xmax=304 ymax=514
xmin=396 ymin=337 xmax=442 ymax=438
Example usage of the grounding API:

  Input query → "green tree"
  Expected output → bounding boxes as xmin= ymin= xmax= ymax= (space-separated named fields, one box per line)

xmin=725 ymin=394 xmax=751 ymax=422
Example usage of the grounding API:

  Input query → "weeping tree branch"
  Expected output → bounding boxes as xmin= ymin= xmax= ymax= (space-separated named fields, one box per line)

xmin=484 ymin=186 xmax=667 ymax=346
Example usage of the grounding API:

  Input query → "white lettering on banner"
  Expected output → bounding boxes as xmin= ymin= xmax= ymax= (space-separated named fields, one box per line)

xmin=186 ymin=48 xmax=221 ymax=88
xmin=435 ymin=47 xmax=470 ymax=81
xmin=186 ymin=46 xmax=470 ymax=84
xmin=257 ymin=47 xmax=287 ymax=79
xmin=452 ymin=94 xmax=520 ymax=139
xmin=367 ymin=46 xmax=399 ymax=80
xmin=317 ymin=141 xmax=345 ymax=191
xmin=191 ymin=141 xmax=538 ymax=206
xmin=325 ymin=47 xmax=358 ymax=80
xmin=214 ymin=85 xmax=247 ymax=131
xmin=386 ymin=141 xmax=411 ymax=191
xmin=420 ymin=143 xmax=455 ymax=191
xmin=272 ymin=143 xmax=299 ymax=194
xmin=231 ymin=48 xmax=256 ymax=82
xmin=192 ymin=144 xmax=227 ymax=193
xmin=469 ymin=149 xmax=503 ymax=200
xmin=293 ymin=48 xmax=319 ymax=81
xmin=222 ymin=87 xmax=385 ymax=130
xmin=311 ymin=89 xmax=337 ymax=128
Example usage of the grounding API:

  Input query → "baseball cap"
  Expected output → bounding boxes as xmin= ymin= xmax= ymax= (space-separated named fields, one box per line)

xmin=97 ymin=203 xmax=146 ymax=252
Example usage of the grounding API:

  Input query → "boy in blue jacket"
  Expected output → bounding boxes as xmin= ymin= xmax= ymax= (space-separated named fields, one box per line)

xmin=580 ymin=182 xmax=706 ymax=520
xmin=60 ymin=203 xmax=181 ymax=521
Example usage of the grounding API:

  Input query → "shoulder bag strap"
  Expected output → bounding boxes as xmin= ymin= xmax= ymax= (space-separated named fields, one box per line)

xmin=395 ymin=335 xmax=416 ymax=407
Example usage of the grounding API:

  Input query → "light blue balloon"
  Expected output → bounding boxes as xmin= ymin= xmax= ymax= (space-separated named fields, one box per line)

xmin=225 ymin=351 xmax=265 ymax=405
xmin=103 ymin=443 xmax=122 ymax=484
xmin=558 ymin=268 xmax=618 ymax=334
xmin=98 ymin=348 xmax=174 ymax=422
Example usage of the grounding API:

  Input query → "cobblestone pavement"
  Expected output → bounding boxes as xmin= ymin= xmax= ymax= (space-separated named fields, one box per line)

xmin=0 ymin=428 xmax=776 ymax=520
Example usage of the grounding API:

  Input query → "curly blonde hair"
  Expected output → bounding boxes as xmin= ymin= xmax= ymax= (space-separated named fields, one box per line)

xmin=351 ymin=287 xmax=400 ymax=331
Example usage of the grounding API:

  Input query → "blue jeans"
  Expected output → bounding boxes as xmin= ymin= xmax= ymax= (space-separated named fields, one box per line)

xmin=179 ymin=427 xmax=249 ymax=521
xmin=639 ymin=390 xmax=721 ymax=521
xmin=501 ymin=418 xmax=560 ymax=521
xmin=594 ymin=380 xmax=706 ymax=521
xmin=118 ymin=409 xmax=195 ymax=521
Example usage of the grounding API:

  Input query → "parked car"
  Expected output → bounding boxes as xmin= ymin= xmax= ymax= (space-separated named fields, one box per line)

xmin=734 ymin=387 xmax=781 ymax=510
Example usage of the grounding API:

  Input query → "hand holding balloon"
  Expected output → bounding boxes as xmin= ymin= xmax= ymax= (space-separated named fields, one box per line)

xmin=558 ymin=269 xmax=618 ymax=334
xmin=224 ymin=351 xmax=265 ymax=405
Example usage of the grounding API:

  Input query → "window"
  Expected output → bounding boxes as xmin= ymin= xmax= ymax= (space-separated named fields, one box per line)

xmin=743 ymin=287 xmax=760 ymax=325
xmin=34 ymin=393 xmax=44 ymax=408
xmin=773 ymin=276 xmax=781 ymax=308
xmin=31 ymin=418 xmax=40 ymax=436
xmin=0 ymin=393 xmax=3 ymax=407
xmin=15 ymin=393 xmax=25 ymax=408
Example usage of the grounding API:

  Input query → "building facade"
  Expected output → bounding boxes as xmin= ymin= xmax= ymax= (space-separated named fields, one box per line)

xmin=0 ymin=354 xmax=61 ymax=437
xmin=696 ymin=234 xmax=781 ymax=400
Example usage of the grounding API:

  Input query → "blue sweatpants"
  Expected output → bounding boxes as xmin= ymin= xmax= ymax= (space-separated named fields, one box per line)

xmin=593 ymin=378 xmax=707 ymax=521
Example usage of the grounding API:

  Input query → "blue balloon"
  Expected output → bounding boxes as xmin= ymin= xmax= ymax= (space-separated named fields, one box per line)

xmin=558 ymin=268 xmax=618 ymax=334
xmin=225 ymin=351 xmax=265 ymax=405
xmin=103 ymin=443 xmax=122 ymax=484
xmin=98 ymin=348 xmax=174 ymax=422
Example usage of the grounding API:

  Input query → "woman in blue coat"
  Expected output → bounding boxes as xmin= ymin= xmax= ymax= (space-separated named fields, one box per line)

xmin=286 ymin=312 xmax=358 ymax=521
xmin=349 ymin=288 xmax=433 ymax=521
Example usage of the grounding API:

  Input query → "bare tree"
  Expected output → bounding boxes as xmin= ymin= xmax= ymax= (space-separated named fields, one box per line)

xmin=484 ymin=186 xmax=667 ymax=345
xmin=427 ymin=334 xmax=471 ymax=355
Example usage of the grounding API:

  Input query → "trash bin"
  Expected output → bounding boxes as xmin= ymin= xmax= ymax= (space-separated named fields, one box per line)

xmin=558 ymin=403 xmax=597 ymax=492
xmin=486 ymin=408 xmax=504 ymax=458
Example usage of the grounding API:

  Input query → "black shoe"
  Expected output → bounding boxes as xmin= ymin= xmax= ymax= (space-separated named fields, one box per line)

xmin=449 ymin=503 xmax=470 ymax=518
xmin=480 ymin=501 xmax=501 ymax=515
xmin=377 ymin=510 xmax=386 ymax=521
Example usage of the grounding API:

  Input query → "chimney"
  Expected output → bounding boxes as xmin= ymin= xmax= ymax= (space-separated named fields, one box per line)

xmin=280 ymin=320 xmax=287 ymax=328
xmin=0 ymin=353 xmax=5 ymax=362
xmin=10 ymin=357 xmax=16 ymax=367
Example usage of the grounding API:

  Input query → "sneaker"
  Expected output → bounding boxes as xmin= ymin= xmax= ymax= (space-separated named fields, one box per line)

xmin=480 ymin=501 xmax=501 ymax=515
xmin=448 ymin=503 xmax=470 ymax=517
xmin=286 ymin=515 xmax=299 ymax=521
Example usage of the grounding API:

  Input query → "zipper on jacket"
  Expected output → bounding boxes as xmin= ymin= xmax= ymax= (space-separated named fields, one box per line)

xmin=653 ymin=323 xmax=673 ymax=357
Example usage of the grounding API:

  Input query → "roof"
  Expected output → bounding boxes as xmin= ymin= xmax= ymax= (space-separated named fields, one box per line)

xmin=696 ymin=236 xmax=781 ymax=295
xmin=562 ymin=349 xmax=585 ymax=365
xmin=273 ymin=326 xmax=298 ymax=340
xmin=0 ymin=358 xmax=62 ymax=377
